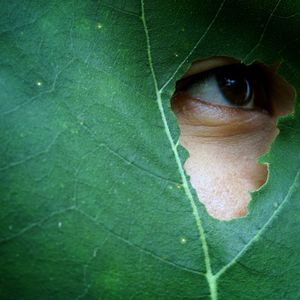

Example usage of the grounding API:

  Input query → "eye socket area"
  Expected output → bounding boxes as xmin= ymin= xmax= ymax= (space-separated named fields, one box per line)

xmin=171 ymin=58 xmax=295 ymax=127
xmin=170 ymin=57 xmax=295 ymax=220
xmin=171 ymin=57 xmax=295 ymax=138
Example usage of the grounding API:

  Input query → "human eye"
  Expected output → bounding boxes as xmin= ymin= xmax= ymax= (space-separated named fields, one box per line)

xmin=176 ymin=59 xmax=272 ymax=120
xmin=175 ymin=62 xmax=269 ymax=113
xmin=171 ymin=57 xmax=294 ymax=132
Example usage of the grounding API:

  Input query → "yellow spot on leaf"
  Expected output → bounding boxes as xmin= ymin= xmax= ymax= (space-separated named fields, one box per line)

xmin=96 ymin=23 xmax=103 ymax=29
xmin=176 ymin=183 xmax=183 ymax=189
xmin=180 ymin=237 xmax=187 ymax=244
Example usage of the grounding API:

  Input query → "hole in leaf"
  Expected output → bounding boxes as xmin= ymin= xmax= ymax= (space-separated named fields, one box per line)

xmin=171 ymin=56 xmax=295 ymax=221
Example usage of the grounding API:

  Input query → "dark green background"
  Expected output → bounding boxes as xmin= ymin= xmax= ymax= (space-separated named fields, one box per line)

xmin=1 ymin=0 xmax=300 ymax=299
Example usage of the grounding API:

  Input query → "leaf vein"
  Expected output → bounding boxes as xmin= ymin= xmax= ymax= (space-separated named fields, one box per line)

xmin=140 ymin=0 xmax=218 ymax=298
xmin=159 ymin=0 xmax=226 ymax=92
xmin=75 ymin=208 xmax=205 ymax=276
xmin=215 ymin=167 xmax=300 ymax=279
xmin=243 ymin=0 xmax=282 ymax=61
xmin=99 ymin=143 xmax=181 ymax=184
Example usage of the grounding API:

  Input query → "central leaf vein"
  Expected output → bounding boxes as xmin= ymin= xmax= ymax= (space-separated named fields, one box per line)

xmin=140 ymin=0 xmax=217 ymax=299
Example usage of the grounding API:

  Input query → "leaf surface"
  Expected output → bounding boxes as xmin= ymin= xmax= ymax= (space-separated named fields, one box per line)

xmin=1 ymin=0 xmax=300 ymax=299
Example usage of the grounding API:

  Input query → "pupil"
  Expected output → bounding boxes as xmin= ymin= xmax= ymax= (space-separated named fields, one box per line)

xmin=216 ymin=66 xmax=253 ymax=106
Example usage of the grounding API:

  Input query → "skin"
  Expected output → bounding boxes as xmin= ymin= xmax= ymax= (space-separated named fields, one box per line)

xmin=171 ymin=57 xmax=294 ymax=221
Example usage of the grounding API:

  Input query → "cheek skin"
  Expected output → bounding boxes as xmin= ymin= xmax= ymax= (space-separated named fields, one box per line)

xmin=172 ymin=95 xmax=278 ymax=221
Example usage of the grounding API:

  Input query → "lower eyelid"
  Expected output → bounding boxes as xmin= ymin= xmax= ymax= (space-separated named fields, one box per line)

xmin=173 ymin=91 xmax=267 ymax=115
xmin=171 ymin=93 xmax=273 ymax=134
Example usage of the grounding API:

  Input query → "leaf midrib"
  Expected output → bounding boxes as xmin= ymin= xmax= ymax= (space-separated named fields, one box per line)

xmin=140 ymin=0 xmax=218 ymax=298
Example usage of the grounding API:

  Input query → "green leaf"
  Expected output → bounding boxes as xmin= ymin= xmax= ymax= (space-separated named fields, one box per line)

xmin=1 ymin=0 xmax=299 ymax=299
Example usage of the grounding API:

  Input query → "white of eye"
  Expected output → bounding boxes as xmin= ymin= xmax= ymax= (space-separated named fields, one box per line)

xmin=186 ymin=73 xmax=255 ymax=109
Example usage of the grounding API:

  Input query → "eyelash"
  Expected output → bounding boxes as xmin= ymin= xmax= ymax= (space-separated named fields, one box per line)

xmin=175 ymin=64 xmax=271 ymax=114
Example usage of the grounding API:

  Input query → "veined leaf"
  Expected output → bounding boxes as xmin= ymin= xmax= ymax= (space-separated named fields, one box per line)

xmin=1 ymin=0 xmax=299 ymax=299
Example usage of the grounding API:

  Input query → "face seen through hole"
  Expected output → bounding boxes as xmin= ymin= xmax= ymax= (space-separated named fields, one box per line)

xmin=171 ymin=57 xmax=294 ymax=221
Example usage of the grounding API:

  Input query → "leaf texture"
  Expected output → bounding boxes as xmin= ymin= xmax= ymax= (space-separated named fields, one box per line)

xmin=1 ymin=0 xmax=300 ymax=299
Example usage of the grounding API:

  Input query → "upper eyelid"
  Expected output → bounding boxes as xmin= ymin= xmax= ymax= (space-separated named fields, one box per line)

xmin=181 ymin=56 xmax=240 ymax=78
xmin=177 ymin=64 xmax=256 ymax=88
